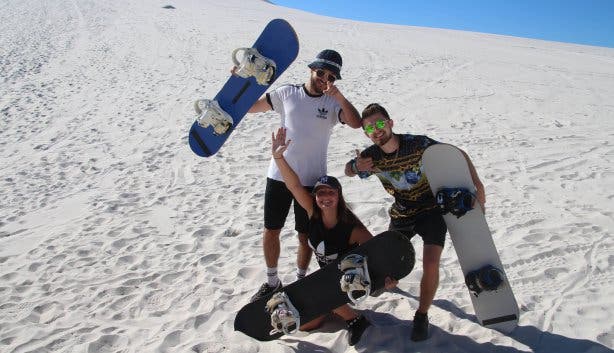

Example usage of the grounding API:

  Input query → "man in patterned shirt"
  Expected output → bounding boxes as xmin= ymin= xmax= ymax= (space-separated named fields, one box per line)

xmin=344 ymin=103 xmax=485 ymax=341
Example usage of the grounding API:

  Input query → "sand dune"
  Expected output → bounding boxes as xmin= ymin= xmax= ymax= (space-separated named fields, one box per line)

xmin=1 ymin=0 xmax=613 ymax=352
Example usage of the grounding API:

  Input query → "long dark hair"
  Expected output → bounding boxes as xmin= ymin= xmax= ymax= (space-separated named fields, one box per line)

xmin=311 ymin=191 xmax=364 ymax=228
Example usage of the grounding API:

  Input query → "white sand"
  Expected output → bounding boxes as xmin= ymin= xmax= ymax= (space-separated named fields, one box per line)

xmin=1 ymin=0 xmax=613 ymax=352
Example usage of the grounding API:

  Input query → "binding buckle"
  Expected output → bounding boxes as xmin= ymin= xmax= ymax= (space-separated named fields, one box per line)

xmin=232 ymin=47 xmax=277 ymax=85
xmin=265 ymin=292 xmax=300 ymax=335
xmin=436 ymin=187 xmax=476 ymax=218
xmin=339 ymin=254 xmax=371 ymax=304
xmin=194 ymin=99 xmax=233 ymax=135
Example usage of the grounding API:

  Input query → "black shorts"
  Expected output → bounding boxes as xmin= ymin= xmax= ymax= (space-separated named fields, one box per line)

xmin=264 ymin=178 xmax=313 ymax=233
xmin=388 ymin=212 xmax=447 ymax=247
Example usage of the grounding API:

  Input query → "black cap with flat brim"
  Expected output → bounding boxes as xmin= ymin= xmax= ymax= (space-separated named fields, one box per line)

xmin=313 ymin=175 xmax=342 ymax=193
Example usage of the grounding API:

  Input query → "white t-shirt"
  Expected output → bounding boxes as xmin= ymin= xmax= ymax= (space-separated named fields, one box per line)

xmin=267 ymin=84 xmax=342 ymax=186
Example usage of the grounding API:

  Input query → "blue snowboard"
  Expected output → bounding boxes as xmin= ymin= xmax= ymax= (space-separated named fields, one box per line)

xmin=188 ymin=19 xmax=299 ymax=157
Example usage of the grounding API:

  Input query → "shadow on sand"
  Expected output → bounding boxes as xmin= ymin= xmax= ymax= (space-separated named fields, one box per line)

xmin=276 ymin=288 xmax=613 ymax=353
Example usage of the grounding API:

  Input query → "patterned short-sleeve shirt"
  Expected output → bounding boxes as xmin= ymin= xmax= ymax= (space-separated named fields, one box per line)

xmin=357 ymin=134 xmax=439 ymax=220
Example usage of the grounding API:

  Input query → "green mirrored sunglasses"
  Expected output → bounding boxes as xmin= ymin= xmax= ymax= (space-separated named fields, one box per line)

xmin=363 ymin=119 xmax=386 ymax=134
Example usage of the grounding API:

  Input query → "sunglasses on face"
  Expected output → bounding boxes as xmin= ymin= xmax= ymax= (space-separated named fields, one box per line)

xmin=363 ymin=119 xmax=387 ymax=134
xmin=315 ymin=69 xmax=337 ymax=83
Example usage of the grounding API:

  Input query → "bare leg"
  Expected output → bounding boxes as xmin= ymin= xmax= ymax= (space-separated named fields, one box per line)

xmin=300 ymin=315 xmax=326 ymax=331
xmin=417 ymin=244 xmax=443 ymax=313
xmin=249 ymin=228 xmax=284 ymax=301
xmin=263 ymin=228 xmax=281 ymax=267
xmin=297 ymin=232 xmax=312 ymax=272
xmin=332 ymin=304 xmax=358 ymax=320
xmin=300 ymin=304 xmax=358 ymax=332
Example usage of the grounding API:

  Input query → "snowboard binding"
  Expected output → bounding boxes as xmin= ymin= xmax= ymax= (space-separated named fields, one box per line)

xmin=339 ymin=254 xmax=371 ymax=304
xmin=265 ymin=292 xmax=300 ymax=335
xmin=465 ymin=265 xmax=505 ymax=297
xmin=194 ymin=99 xmax=233 ymax=135
xmin=232 ymin=47 xmax=277 ymax=85
xmin=435 ymin=187 xmax=476 ymax=218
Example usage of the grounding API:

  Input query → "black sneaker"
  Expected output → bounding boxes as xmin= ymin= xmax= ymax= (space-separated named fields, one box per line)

xmin=411 ymin=312 xmax=429 ymax=341
xmin=250 ymin=281 xmax=282 ymax=303
xmin=347 ymin=315 xmax=371 ymax=346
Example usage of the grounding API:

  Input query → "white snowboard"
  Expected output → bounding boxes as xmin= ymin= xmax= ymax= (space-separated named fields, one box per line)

xmin=422 ymin=144 xmax=519 ymax=333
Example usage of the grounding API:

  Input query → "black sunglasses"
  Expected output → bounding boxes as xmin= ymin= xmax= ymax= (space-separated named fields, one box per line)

xmin=315 ymin=69 xmax=337 ymax=83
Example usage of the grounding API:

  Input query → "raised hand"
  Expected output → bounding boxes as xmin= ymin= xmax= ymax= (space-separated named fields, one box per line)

xmin=323 ymin=81 xmax=344 ymax=102
xmin=272 ymin=127 xmax=291 ymax=159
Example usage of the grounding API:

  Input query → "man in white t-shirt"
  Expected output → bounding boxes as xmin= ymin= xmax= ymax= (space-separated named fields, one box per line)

xmin=247 ymin=49 xmax=362 ymax=302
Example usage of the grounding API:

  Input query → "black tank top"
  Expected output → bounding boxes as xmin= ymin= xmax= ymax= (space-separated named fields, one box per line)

xmin=308 ymin=218 xmax=359 ymax=268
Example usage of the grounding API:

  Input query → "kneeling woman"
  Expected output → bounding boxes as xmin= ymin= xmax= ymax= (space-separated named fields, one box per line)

xmin=271 ymin=128 xmax=391 ymax=346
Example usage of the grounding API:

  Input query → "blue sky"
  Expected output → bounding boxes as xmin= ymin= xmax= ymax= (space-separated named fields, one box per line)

xmin=272 ymin=0 xmax=614 ymax=48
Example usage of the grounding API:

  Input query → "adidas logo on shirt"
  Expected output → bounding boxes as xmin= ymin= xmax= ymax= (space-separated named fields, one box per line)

xmin=316 ymin=107 xmax=328 ymax=119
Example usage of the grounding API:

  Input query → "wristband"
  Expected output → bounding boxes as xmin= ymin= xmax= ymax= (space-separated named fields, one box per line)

xmin=350 ymin=159 xmax=359 ymax=174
